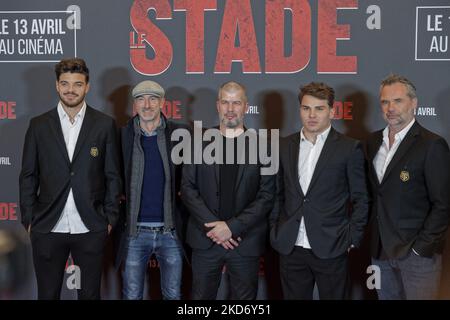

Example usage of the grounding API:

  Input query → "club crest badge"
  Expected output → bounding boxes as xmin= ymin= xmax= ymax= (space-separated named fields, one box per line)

xmin=90 ymin=147 xmax=99 ymax=157
xmin=400 ymin=170 xmax=409 ymax=182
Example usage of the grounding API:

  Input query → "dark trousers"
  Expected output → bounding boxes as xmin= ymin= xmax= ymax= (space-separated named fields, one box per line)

xmin=31 ymin=230 xmax=107 ymax=300
xmin=372 ymin=251 xmax=442 ymax=300
xmin=191 ymin=245 xmax=259 ymax=300
xmin=280 ymin=246 xmax=348 ymax=300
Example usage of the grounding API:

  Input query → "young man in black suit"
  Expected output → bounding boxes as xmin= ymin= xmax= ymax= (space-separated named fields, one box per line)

xmin=366 ymin=74 xmax=450 ymax=300
xmin=270 ymin=82 xmax=369 ymax=299
xmin=19 ymin=58 xmax=121 ymax=299
xmin=181 ymin=81 xmax=275 ymax=299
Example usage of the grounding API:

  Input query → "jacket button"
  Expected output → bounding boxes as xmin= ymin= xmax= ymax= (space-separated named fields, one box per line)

xmin=70 ymin=172 xmax=75 ymax=176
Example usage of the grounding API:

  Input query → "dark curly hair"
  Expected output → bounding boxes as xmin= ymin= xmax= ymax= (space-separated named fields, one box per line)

xmin=55 ymin=58 xmax=89 ymax=83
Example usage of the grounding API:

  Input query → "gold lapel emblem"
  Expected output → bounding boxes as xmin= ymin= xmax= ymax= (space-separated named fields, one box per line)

xmin=400 ymin=170 xmax=409 ymax=182
xmin=90 ymin=147 xmax=99 ymax=157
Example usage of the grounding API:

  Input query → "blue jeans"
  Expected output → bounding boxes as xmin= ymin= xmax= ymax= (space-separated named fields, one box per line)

xmin=122 ymin=227 xmax=183 ymax=300
xmin=372 ymin=250 xmax=442 ymax=300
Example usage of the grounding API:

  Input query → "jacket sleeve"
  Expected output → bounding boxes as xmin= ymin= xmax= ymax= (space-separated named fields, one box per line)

xmin=19 ymin=119 xmax=39 ymax=229
xmin=103 ymin=119 xmax=122 ymax=228
xmin=270 ymin=140 xmax=285 ymax=230
xmin=180 ymin=161 xmax=219 ymax=228
xmin=346 ymin=141 xmax=370 ymax=247
xmin=413 ymin=138 xmax=450 ymax=256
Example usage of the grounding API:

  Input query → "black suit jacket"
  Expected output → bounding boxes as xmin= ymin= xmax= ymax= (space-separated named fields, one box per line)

xmin=180 ymin=129 xmax=275 ymax=257
xmin=366 ymin=121 xmax=450 ymax=258
xmin=19 ymin=106 xmax=122 ymax=233
xmin=270 ymin=128 xmax=369 ymax=259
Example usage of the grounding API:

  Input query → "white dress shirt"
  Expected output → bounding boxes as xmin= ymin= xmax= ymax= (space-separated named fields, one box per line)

xmin=373 ymin=119 xmax=415 ymax=184
xmin=51 ymin=102 xmax=89 ymax=234
xmin=295 ymin=125 xmax=331 ymax=248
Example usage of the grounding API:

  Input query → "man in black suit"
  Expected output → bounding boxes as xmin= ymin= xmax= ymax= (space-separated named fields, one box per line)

xmin=270 ymin=82 xmax=369 ymax=299
xmin=366 ymin=74 xmax=450 ymax=300
xmin=181 ymin=81 xmax=275 ymax=299
xmin=19 ymin=58 xmax=121 ymax=299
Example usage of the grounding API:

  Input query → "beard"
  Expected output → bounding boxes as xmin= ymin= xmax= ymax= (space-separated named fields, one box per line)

xmin=221 ymin=113 xmax=243 ymax=128
xmin=59 ymin=91 xmax=86 ymax=108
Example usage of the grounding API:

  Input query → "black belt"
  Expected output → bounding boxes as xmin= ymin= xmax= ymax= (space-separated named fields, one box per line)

xmin=138 ymin=225 xmax=173 ymax=232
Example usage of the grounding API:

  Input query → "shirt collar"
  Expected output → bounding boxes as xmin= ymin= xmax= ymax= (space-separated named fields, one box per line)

xmin=300 ymin=125 xmax=331 ymax=144
xmin=135 ymin=113 xmax=166 ymax=137
xmin=57 ymin=101 xmax=87 ymax=122
xmin=382 ymin=118 xmax=415 ymax=144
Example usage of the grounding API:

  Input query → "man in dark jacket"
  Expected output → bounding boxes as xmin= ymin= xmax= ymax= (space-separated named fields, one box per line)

xmin=20 ymin=58 xmax=121 ymax=300
xmin=181 ymin=81 xmax=275 ymax=299
xmin=118 ymin=80 xmax=188 ymax=299
xmin=366 ymin=74 xmax=450 ymax=299
xmin=270 ymin=82 xmax=369 ymax=299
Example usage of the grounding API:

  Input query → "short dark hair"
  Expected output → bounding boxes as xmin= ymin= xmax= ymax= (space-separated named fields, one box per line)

xmin=298 ymin=82 xmax=335 ymax=108
xmin=380 ymin=74 xmax=417 ymax=100
xmin=55 ymin=58 xmax=89 ymax=83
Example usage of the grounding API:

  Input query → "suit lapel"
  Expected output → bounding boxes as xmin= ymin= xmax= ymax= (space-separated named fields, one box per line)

xmin=212 ymin=126 xmax=221 ymax=190
xmin=214 ymin=162 xmax=220 ymax=190
xmin=48 ymin=108 xmax=71 ymax=164
xmin=289 ymin=133 xmax=304 ymax=196
xmin=369 ymin=131 xmax=383 ymax=186
xmin=233 ymin=163 xmax=245 ymax=191
xmin=233 ymin=132 xmax=251 ymax=191
xmin=307 ymin=128 xmax=339 ymax=193
xmin=72 ymin=105 xmax=95 ymax=163
xmin=124 ymin=117 xmax=135 ymax=174
xmin=380 ymin=122 xmax=420 ymax=184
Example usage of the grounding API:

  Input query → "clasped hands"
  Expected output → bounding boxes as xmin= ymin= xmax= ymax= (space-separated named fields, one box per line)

xmin=205 ymin=221 xmax=241 ymax=250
